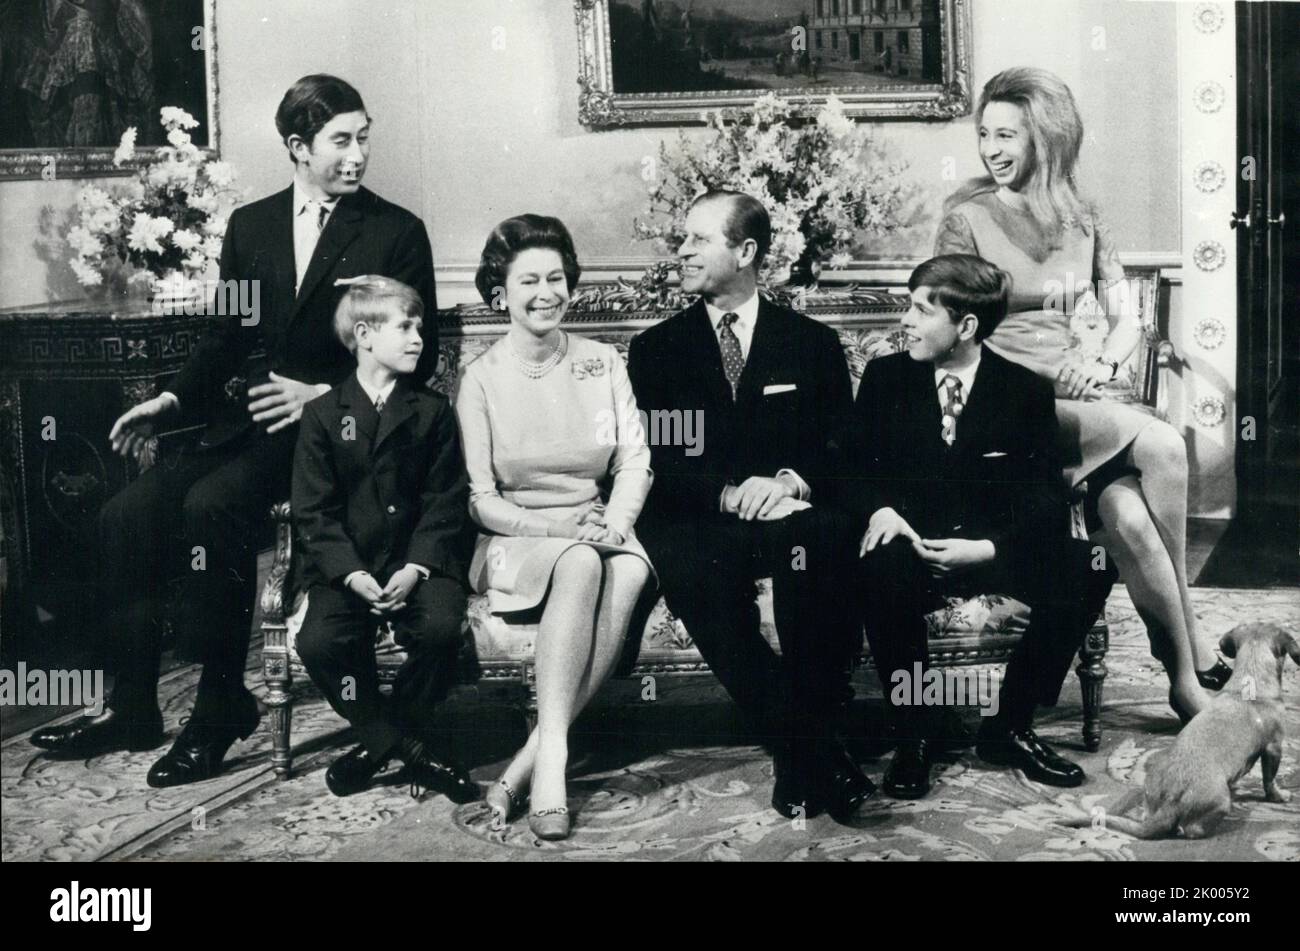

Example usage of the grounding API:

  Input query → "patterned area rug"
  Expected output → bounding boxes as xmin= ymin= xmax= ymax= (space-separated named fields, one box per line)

xmin=4 ymin=586 xmax=1298 ymax=862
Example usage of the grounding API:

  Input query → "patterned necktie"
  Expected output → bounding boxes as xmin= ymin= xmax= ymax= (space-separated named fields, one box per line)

xmin=719 ymin=312 xmax=745 ymax=398
xmin=374 ymin=394 xmax=385 ymax=415
xmin=940 ymin=374 xmax=965 ymax=446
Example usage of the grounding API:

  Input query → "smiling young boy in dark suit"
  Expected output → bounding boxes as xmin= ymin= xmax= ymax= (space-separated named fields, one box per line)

xmin=292 ymin=276 xmax=477 ymax=802
xmin=850 ymin=254 xmax=1115 ymax=799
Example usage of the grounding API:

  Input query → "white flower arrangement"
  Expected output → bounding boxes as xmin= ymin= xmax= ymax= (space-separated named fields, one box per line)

xmin=635 ymin=94 xmax=914 ymax=287
xmin=67 ymin=107 xmax=240 ymax=294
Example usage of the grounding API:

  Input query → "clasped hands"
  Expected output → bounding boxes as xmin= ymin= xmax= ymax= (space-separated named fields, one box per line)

xmin=346 ymin=565 xmax=423 ymax=616
xmin=547 ymin=502 xmax=625 ymax=546
xmin=723 ymin=476 xmax=811 ymax=521
xmin=1056 ymin=360 xmax=1112 ymax=401
xmin=859 ymin=507 xmax=995 ymax=576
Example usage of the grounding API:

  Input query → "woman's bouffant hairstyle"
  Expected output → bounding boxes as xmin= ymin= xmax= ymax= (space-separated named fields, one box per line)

xmin=945 ymin=67 xmax=1088 ymax=242
xmin=275 ymin=74 xmax=367 ymax=164
xmin=333 ymin=276 xmax=423 ymax=352
xmin=909 ymin=254 xmax=1013 ymax=342
xmin=475 ymin=214 xmax=582 ymax=308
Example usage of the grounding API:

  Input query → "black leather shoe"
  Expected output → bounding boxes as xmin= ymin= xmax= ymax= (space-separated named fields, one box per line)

xmin=31 ymin=708 xmax=164 ymax=757
xmin=976 ymin=726 xmax=1084 ymax=787
xmin=1196 ymin=659 xmax=1232 ymax=691
xmin=771 ymin=751 xmax=824 ymax=820
xmin=145 ymin=695 xmax=260 ymax=789
xmin=394 ymin=737 xmax=478 ymax=804
xmin=325 ymin=744 xmax=389 ymax=797
xmin=818 ymin=744 xmax=876 ymax=823
xmin=883 ymin=740 xmax=932 ymax=799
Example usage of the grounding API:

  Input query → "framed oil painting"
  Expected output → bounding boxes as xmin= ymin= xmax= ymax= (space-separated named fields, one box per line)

xmin=576 ymin=0 xmax=972 ymax=126
xmin=0 ymin=0 xmax=218 ymax=180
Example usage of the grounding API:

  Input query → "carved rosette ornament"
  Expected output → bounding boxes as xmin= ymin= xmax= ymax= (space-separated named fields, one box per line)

xmin=1192 ymin=395 xmax=1227 ymax=428
xmin=1192 ymin=318 xmax=1226 ymax=351
xmin=1194 ymin=80 xmax=1225 ymax=114
xmin=1193 ymin=160 xmax=1226 ymax=194
xmin=1193 ymin=3 xmax=1224 ymax=34
xmin=1193 ymin=240 xmax=1227 ymax=272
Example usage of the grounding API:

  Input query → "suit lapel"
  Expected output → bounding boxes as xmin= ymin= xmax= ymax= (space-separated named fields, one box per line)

xmin=263 ymin=188 xmax=296 ymax=333
xmin=337 ymin=374 xmax=377 ymax=457
xmin=292 ymin=190 xmax=365 ymax=324
xmin=374 ymin=381 xmax=418 ymax=453
xmin=686 ymin=300 xmax=733 ymax=407
xmin=735 ymin=298 xmax=784 ymax=407
xmin=949 ymin=349 xmax=999 ymax=459
xmin=908 ymin=359 xmax=948 ymax=459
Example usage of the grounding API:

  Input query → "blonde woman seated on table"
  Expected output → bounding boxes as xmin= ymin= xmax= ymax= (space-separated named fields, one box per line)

xmin=456 ymin=214 xmax=655 ymax=840
xmin=935 ymin=66 xmax=1227 ymax=724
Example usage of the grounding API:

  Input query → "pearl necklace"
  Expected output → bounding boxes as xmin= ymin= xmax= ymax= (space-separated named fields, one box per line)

xmin=509 ymin=331 xmax=566 ymax=379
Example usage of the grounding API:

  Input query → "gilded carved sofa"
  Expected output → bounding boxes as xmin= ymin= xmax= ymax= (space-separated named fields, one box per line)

xmin=259 ymin=272 xmax=1169 ymax=778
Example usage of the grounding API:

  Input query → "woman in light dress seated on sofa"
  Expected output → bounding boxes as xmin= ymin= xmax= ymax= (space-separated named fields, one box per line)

xmin=455 ymin=214 xmax=654 ymax=840
xmin=935 ymin=67 xmax=1228 ymax=723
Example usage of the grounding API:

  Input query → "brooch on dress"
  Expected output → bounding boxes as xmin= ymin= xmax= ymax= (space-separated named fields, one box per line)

xmin=571 ymin=358 xmax=608 ymax=380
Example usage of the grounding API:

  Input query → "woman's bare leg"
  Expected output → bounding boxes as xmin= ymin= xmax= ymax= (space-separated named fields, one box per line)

xmin=509 ymin=546 xmax=603 ymax=814
xmin=498 ymin=554 xmax=651 ymax=800
xmin=1124 ymin=421 xmax=1215 ymax=669
xmin=1096 ymin=475 xmax=1209 ymax=717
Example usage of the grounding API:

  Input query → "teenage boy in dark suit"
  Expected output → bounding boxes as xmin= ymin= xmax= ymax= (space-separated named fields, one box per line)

xmin=849 ymin=254 xmax=1115 ymax=799
xmin=292 ymin=276 xmax=476 ymax=802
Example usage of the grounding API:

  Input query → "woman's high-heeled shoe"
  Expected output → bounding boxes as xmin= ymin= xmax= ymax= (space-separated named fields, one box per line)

xmin=486 ymin=779 xmax=525 ymax=828
xmin=529 ymin=806 xmax=570 ymax=841
xmin=1196 ymin=659 xmax=1233 ymax=691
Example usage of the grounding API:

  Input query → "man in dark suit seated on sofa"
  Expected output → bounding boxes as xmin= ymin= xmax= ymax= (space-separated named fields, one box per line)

xmin=849 ymin=254 xmax=1116 ymax=799
xmin=627 ymin=189 xmax=873 ymax=824
xmin=31 ymin=74 xmax=439 ymax=789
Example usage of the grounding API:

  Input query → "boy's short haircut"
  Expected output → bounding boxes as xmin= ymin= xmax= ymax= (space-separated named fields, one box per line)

xmin=908 ymin=254 xmax=1012 ymax=342
xmin=333 ymin=276 xmax=423 ymax=352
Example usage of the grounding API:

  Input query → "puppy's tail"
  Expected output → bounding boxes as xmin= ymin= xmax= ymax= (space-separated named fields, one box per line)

xmin=1057 ymin=787 xmax=1145 ymax=829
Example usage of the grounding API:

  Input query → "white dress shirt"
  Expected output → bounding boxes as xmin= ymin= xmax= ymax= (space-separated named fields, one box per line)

xmin=704 ymin=292 xmax=760 ymax=361
xmin=706 ymin=292 xmax=810 ymax=507
xmin=355 ymin=375 xmax=397 ymax=411
xmin=292 ymin=180 xmax=339 ymax=293
xmin=933 ymin=350 xmax=982 ymax=408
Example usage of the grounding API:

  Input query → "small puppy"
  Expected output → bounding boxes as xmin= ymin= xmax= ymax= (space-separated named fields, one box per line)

xmin=1066 ymin=622 xmax=1298 ymax=839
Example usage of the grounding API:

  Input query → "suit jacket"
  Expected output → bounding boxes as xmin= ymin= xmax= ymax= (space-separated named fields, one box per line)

xmin=291 ymin=375 xmax=472 ymax=590
xmin=845 ymin=346 xmax=1070 ymax=571
xmin=627 ymin=296 xmax=854 ymax=524
xmin=168 ymin=185 xmax=438 ymax=450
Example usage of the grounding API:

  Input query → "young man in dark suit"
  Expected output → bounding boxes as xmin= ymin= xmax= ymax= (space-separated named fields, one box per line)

xmin=627 ymin=190 xmax=873 ymax=823
xmin=850 ymin=254 xmax=1115 ymax=799
xmin=292 ymin=277 xmax=475 ymax=802
xmin=31 ymin=75 xmax=439 ymax=789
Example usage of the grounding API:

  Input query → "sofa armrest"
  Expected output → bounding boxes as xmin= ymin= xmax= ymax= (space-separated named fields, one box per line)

xmin=260 ymin=500 xmax=293 ymax=625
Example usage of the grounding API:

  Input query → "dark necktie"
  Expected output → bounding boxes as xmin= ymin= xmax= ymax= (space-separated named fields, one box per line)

xmin=719 ymin=312 xmax=745 ymax=398
xmin=940 ymin=374 xmax=964 ymax=446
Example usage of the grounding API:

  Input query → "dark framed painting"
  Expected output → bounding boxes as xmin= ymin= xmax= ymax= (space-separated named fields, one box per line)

xmin=576 ymin=0 xmax=972 ymax=126
xmin=0 ymin=0 xmax=218 ymax=180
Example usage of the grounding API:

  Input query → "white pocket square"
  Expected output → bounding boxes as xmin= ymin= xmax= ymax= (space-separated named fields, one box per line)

xmin=763 ymin=384 xmax=797 ymax=395
xmin=982 ymin=451 xmax=1009 ymax=458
